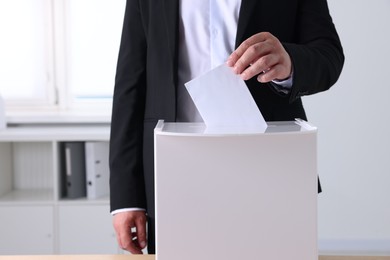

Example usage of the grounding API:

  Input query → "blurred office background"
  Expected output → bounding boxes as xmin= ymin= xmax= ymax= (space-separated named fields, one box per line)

xmin=0 ymin=0 xmax=389 ymax=256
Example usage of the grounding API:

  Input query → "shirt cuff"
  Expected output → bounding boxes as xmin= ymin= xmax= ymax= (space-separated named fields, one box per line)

xmin=270 ymin=71 xmax=294 ymax=95
xmin=271 ymin=71 xmax=293 ymax=89
xmin=111 ymin=208 xmax=146 ymax=216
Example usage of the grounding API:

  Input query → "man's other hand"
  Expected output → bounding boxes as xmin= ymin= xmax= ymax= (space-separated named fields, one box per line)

xmin=113 ymin=211 xmax=147 ymax=254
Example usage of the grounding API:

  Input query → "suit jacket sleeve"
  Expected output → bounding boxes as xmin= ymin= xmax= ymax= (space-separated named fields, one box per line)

xmin=283 ymin=0 xmax=344 ymax=102
xmin=109 ymin=0 xmax=147 ymax=212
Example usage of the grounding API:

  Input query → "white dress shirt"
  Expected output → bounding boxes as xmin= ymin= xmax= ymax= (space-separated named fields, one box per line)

xmin=176 ymin=0 xmax=241 ymax=122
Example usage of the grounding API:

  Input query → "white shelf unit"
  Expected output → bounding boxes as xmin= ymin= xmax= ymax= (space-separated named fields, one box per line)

xmin=0 ymin=125 xmax=119 ymax=255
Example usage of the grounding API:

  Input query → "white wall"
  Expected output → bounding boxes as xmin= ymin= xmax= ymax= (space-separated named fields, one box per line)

xmin=303 ymin=0 xmax=390 ymax=255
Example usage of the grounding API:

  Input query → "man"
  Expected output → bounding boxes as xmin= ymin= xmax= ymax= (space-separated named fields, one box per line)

xmin=110 ymin=0 xmax=344 ymax=254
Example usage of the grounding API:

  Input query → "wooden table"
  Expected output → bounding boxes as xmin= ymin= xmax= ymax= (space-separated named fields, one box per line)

xmin=0 ymin=255 xmax=389 ymax=260
xmin=320 ymin=257 xmax=390 ymax=260
xmin=0 ymin=256 xmax=152 ymax=260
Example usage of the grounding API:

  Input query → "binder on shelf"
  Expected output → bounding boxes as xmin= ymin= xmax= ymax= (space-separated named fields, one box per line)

xmin=85 ymin=141 xmax=110 ymax=199
xmin=63 ymin=142 xmax=86 ymax=199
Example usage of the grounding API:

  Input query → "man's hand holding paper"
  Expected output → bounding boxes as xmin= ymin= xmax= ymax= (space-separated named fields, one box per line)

xmin=226 ymin=32 xmax=292 ymax=83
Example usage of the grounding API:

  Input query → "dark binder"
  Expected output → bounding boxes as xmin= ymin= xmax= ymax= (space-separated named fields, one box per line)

xmin=63 ymin=142 xmax=87 ymax=199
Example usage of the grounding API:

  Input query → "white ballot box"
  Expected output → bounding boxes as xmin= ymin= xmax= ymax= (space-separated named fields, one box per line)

xmin=154 ymin=120 xmax=317 ymax=260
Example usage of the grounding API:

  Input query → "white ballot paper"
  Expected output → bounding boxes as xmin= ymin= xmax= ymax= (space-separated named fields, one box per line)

xmin=185 ymin=63 xmax=267 ymax=130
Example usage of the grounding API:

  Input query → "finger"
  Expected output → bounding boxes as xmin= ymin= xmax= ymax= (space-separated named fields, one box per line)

xmin=257 ymin=64 xmax=286 ymax=83
xmin=135 ymin=214 xmax=147 ymax=249
xmin=126 ymin=239 xmax=143 ymax=254
xmin=240 ymin=53 xmax=278 ymax=81
xmin=118 ymin=226 xmax=143 ymax=254
xmin=227 ymin=32 xmax=269 ymax=67
xmin=234 ymin=40 xmax=275 ymax=76
xmin=116 ymin=226 xmax=134 ymax=252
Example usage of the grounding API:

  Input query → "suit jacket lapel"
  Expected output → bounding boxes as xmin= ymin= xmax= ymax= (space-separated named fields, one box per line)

xmin=236 ymin=0 xmax=257 ymax=48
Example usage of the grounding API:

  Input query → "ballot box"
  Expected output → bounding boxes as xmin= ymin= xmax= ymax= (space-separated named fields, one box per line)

xmin=154 ymin=119 xmax=317 ymax=260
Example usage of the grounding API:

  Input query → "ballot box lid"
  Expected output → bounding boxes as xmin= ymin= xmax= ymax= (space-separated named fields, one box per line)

xmin=155 ymin=118 xmax=317 ymax=136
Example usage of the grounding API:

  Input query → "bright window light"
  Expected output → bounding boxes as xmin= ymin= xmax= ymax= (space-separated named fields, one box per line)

xmin=66 ymin=0 xmax=126 ymax=101
xmin=0 ymin=0 xmax=52 ymax=102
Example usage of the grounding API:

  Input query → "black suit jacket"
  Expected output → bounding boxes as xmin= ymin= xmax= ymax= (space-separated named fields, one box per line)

xmin=110 ymin=0 xmax=344 ymax=217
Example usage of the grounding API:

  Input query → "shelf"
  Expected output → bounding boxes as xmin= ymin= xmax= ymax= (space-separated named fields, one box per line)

xmin=6 ymin=110 xmax=111 ymax=125
xmin=0 ymin=124 xmax=114 ymax=254
xmin=58 ymin=196 xmax=110 ymax=206
xmin=0 ymin=190 xmax=110 ymax=206
xmin=0 ymin=125 xmax=110 ymax=142
xmin=0 ymin=189 xmax=54 ymax=205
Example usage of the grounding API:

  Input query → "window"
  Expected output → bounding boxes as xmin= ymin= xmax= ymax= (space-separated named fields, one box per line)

xmin=0 ymin=0 xmax=53 ymax=104
xmin=65 ymin=0 xmax=126 ymax=103
xmin=0 ymin=0 xmax=126 ymax=115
